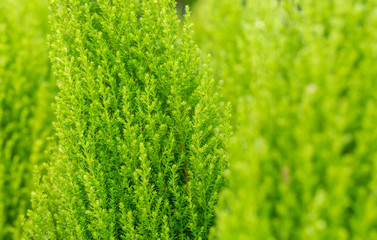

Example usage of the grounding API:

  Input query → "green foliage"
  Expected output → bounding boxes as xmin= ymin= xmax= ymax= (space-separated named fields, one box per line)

xmin=25 ymin=0 xmax=230 ymax=239
xmin=193 ymin=0 xmax=251 ymax=116
xmin=0 ymin=0 xmax=54 ymax=239
xmin=195 ymin=0 xmax=377 ymax=239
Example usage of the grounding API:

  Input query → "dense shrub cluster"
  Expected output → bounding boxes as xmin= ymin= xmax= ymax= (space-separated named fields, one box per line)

xmin=195 ymin=0 xmax=377 ymax=239
xmin=25 ymin=0 xmax=229 ymax=239
xmin=0 ymin=0 xmax=54 ymax=239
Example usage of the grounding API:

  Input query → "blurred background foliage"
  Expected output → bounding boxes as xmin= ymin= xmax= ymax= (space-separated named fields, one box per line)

xmin=192 ymin=0 xmax=377 ymax=239
xmin=0 ymin=0 xmax=55 ymax=239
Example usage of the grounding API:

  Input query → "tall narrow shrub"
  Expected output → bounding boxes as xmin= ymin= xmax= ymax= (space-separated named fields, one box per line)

xmin=0 ymin=0 xmax=54 ymax=239
xmin=26 ymin=0 xmax=230 ymax=239
xmin=194 ymin=0 xmax=377 ymax=239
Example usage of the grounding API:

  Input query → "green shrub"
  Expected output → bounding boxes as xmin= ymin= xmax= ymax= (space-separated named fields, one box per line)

xmin=195 ymin=0 xmax=377 ymax=239
xmin=0 ymin=0 xmax=54 ymax=239
xmin=25 ymin=0 xmax=230 ymax=239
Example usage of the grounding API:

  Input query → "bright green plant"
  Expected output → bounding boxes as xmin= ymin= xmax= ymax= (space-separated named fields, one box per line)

xmin=195 ymin=0 xmax=377 ymax=239
xmin=0 ymin=0 xmax=54 ymax=239
xmin=25 ymin=0 xmax=230 ymax=239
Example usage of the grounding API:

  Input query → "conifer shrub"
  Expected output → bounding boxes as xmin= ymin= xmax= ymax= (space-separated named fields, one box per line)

xmin=0 ymin=0 xmax=54 ymax=239
xmin=25 ymin=0 xmax=230 ymax=239
xmin=195 ymin=0 xmax=377 ymax=239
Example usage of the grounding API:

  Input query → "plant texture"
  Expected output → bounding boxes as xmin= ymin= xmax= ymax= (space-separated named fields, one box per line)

xmin=0 ymin=0 xmax=54 ymax=239
xmin=25 ymin=0 xmax=230 ymax=239
xmin=194 ymin=0 xmax=377 ymax=239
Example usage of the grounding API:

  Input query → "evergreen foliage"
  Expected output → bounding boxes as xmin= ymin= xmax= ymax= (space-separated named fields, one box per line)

xmin=195 ymin=0 xmax=377 ymax=239
xmin=193 ymin=0 xmax=251 ymax=115
xmin=0 ymin=0 xmax=54 ymax=239
xmin=25 ymin=0 xmax=230 ymax=239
